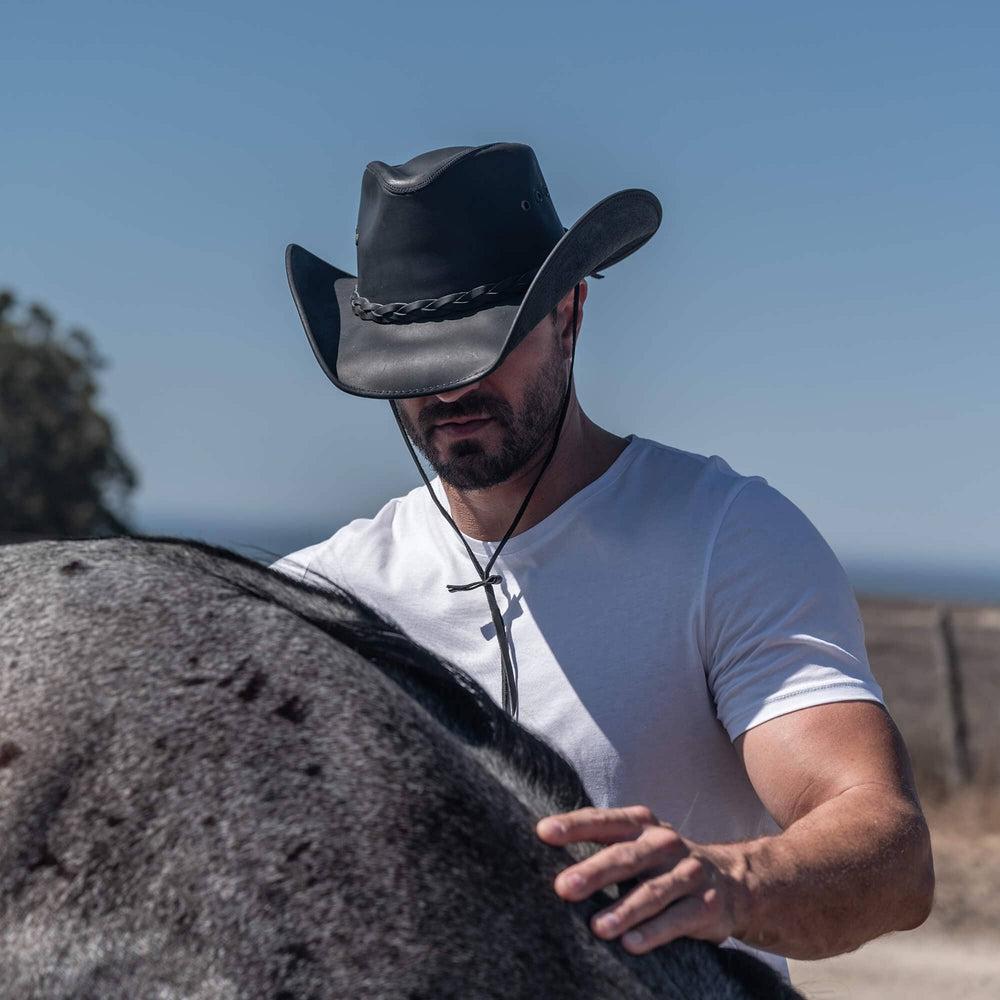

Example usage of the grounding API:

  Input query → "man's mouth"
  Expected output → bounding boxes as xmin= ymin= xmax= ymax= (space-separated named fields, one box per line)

xmin=431 ymin=415 xmax=494 ymax=438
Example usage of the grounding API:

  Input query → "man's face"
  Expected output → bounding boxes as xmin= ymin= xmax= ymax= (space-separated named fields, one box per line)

xmin=394 ymin=305 xmax=572 ymax=490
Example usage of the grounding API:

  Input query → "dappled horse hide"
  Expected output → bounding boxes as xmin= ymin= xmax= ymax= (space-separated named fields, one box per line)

xmin=0 ymin=538 xmax=802 ymax=998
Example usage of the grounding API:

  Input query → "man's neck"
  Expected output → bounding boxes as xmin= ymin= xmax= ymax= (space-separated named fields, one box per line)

xmin=439 ymin=400 xmax=630 ymax=542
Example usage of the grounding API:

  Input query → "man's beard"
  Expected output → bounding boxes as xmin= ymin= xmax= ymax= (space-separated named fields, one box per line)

xmin=396 ymin=346 xmax=568 ymax=490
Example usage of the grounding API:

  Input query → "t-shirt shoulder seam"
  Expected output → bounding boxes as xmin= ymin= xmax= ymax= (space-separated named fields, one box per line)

xmin=633 ymin=437 xmax=714 ymax=467
xmin=635 ymin=439 xmax=763 ymax=489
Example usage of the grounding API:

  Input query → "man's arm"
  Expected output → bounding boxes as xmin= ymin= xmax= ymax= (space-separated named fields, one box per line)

xmin=536 ymin=699 xmax=934 ymax=960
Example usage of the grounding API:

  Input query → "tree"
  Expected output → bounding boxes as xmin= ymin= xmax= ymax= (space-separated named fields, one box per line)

xmin=0 ymin=289 xmax=138 ymax=538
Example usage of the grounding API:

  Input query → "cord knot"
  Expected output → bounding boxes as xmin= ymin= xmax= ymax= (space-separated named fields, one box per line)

xmin=446 ymin=574 xmax=503 ymax=593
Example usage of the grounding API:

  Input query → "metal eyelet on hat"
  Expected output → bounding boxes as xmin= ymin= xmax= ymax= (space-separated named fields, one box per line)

xmin=520 ymin=199 xmax=531 ymax=211
xmin=534 ymin=187 xmax=544 ymax=203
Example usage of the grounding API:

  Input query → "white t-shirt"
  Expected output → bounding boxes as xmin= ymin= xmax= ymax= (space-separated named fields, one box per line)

xmin=272 ymin=434 xmax=883 ymax=978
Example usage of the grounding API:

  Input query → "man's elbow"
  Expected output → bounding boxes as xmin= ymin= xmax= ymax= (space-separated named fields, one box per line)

xmin=894 ymin=815 xmax=935 ymax=932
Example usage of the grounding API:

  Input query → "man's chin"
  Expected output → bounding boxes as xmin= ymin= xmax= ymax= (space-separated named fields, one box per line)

xmin=430 ymin=446 xmax=518 ymax=491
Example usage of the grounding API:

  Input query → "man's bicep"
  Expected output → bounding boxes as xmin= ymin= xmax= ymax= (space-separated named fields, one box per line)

xmin=734 ymin=700 xmax=921 ymax=830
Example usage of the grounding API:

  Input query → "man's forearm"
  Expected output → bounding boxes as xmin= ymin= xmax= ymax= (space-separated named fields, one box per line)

xmin=713 ymin=784 xmax=935 ymax=959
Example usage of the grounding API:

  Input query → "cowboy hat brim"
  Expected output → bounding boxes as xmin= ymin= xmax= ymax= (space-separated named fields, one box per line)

xmin=286 ymin=187 xmax=662 ymax=399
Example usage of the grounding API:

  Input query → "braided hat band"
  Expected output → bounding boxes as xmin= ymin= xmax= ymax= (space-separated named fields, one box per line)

xmin=350 ymin=267 xmax=539 ymax=325
xmin=349 ymin=227 xmax=609 ymax=326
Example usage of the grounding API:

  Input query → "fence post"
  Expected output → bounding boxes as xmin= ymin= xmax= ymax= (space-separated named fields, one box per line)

xmin=933 ymin=605 xmax=972 ymax=788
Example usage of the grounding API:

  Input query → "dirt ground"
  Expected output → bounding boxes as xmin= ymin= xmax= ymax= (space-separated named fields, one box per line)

xmin=789 ymin=802 xmax=1000 ymax=999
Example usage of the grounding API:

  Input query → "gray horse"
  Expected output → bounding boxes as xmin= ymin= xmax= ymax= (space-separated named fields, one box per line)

xmin=0 ymin=538 xmax=802 ymax=999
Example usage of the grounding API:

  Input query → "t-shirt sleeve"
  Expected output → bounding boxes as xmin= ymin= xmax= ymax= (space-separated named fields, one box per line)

xmin=702 ymin=478 xmax=884 ymax=741
xmin=268 ymin=541 xmax=344 ymax=591
xmin=269 ymin=548 xmax=316 ymax=582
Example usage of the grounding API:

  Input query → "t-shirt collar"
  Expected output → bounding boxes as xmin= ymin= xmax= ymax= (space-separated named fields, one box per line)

xmin=426 ymin=433 xmax=640 ymax=560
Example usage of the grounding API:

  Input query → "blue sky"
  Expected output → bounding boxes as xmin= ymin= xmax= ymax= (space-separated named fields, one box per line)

xmin=3 ymin=1 xmax=998 ymax=594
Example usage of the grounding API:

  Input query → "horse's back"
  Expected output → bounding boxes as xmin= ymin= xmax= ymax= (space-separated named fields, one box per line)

xmin=0 ymin=539 xmax=799 ymax=999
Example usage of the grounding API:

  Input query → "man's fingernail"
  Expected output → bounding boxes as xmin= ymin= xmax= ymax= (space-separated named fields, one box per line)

xmin=596 ymin=913 xmax=620 ymax=934
xmin=539 ymin=819 xmax=566 ymax=836
xmin=558 ymin=872 xmax=585 ymax=892
xmin=623 ymin=930 xmax=643 ymax=948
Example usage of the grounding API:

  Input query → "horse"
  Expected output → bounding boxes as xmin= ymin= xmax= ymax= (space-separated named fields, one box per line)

xmin=0 ymin=537 xmax=802 ymax=998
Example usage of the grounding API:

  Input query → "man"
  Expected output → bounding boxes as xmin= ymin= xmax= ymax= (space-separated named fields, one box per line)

xmin=273 ymin=141 xmax=934 ymax=979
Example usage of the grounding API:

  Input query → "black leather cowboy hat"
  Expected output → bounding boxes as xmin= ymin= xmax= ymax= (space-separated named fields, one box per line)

xmin=285 ymin=141 xmax=662 ymax=399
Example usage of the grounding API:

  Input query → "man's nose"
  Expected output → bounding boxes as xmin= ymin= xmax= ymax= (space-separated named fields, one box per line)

xmin=434 ymin=381 xmax=481 ymax=403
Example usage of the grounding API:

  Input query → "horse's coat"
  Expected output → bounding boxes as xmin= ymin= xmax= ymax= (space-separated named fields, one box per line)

xmin=0 ymin=538 xmax=801 ymax=998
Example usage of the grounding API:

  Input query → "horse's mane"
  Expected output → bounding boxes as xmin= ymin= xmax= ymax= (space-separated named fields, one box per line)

xmin=135 ymin=534 xmax=591 ymax=816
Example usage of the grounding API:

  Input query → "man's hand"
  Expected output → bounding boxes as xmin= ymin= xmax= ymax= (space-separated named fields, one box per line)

xmin=536 ymin=805 xmax=749 ymax=955
xmin=537 ymin=703 xmax=934 ymax=960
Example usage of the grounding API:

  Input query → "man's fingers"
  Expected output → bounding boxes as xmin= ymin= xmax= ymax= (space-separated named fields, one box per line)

xmin=591 ymin=856 xmax=708 ymax=938
xmin=620 ymin=889 xmax=728 ymax=955
xmin=553 ymin=827 xmax=685 ymax=900
xmin=537 ymin=805 xmax=660 ymax=844
xmin=537 ymin=805 xmax=737 ymax=954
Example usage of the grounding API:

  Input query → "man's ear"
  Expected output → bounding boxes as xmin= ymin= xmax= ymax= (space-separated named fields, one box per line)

xmin=559 ymin=280 xmax=587 ymax=351
xmin=564 ymin=279 xmax=589 ymax=312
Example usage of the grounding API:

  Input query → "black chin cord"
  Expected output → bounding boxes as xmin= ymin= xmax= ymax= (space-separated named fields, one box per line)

xmin=389 ymin=284 xmax=581 ymax=718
